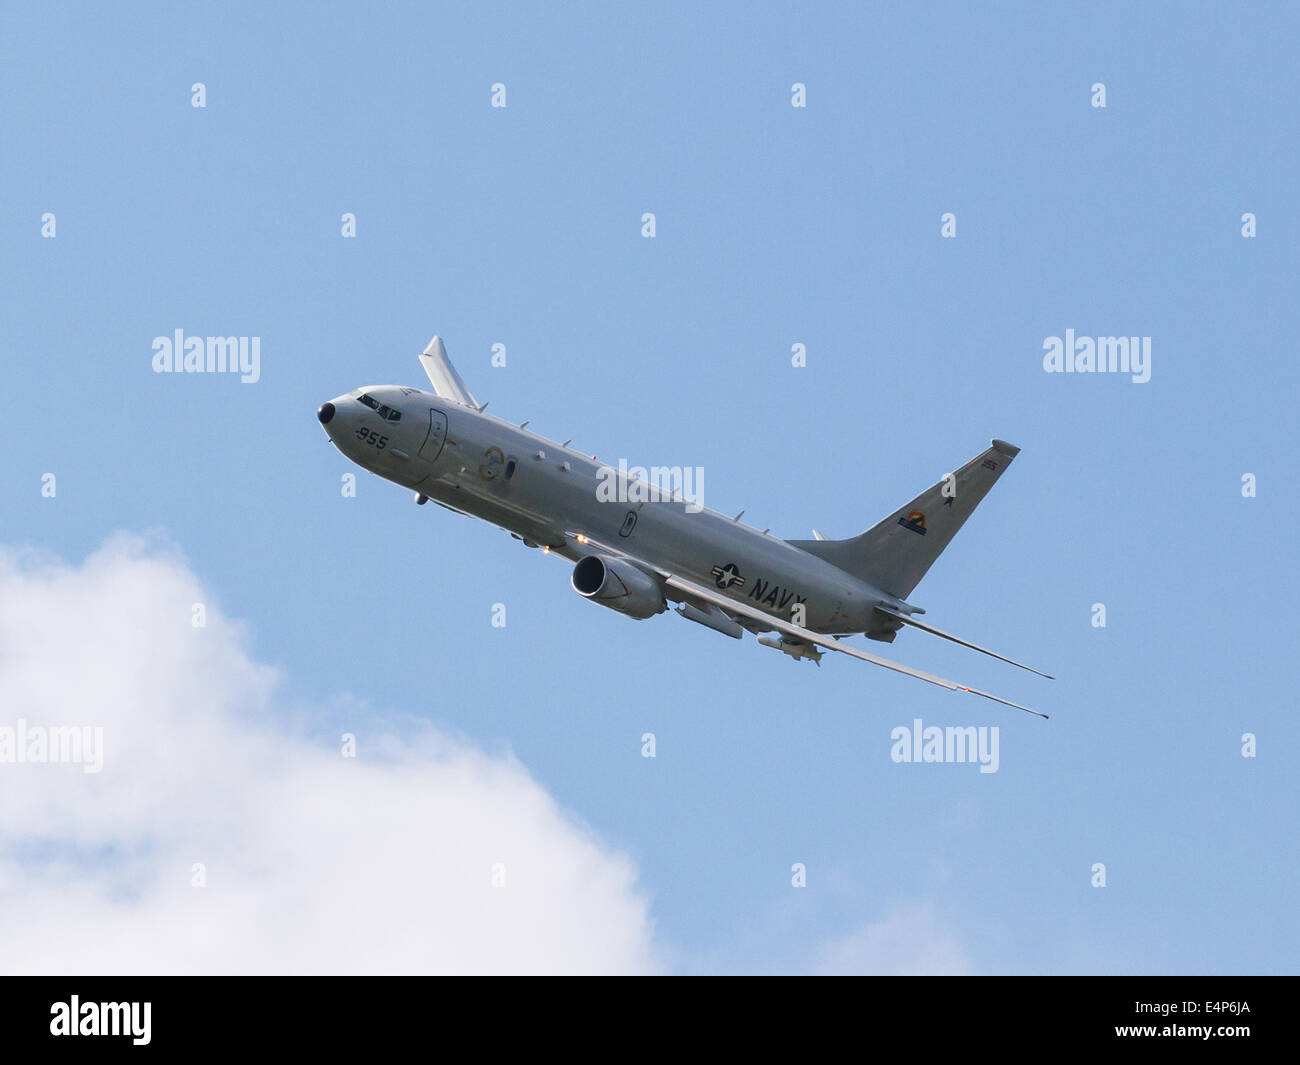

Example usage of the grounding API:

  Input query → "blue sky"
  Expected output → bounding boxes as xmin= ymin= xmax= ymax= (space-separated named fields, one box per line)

xmin=2 ymin=2 xmax=1296 ymax=973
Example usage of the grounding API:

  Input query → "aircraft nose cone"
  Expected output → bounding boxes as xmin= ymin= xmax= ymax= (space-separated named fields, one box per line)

xmin=317 ymin=402 xmax=336 ymax=425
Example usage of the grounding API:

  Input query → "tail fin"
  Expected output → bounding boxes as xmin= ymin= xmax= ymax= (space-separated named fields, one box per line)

xmin=789 ymin=439 xmax=1021 ymax=599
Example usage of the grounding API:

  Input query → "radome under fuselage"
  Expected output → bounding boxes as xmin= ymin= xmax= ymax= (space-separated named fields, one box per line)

xmin=319 ymin=383 xmax=897 ymax=634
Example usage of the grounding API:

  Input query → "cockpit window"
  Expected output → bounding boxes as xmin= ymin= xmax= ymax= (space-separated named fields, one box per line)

xmin=358 ymin=393 xmax=401 ymax=422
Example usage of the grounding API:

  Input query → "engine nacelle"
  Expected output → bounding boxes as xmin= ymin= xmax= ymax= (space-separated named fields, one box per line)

xmin=571 ymin=554 xmax=666 ymax=620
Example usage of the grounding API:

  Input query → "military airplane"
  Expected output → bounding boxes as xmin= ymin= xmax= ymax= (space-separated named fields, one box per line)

xmin=318 ymin=337 xmax=1052 ymax=717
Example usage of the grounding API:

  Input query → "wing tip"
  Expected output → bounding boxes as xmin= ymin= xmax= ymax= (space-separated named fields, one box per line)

xmin=961 ymin=685 xmax=1049 ymax=719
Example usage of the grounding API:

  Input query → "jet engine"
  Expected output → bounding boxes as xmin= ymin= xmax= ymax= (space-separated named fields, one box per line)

xmin=571 ymin=554 xmax=666 ymax=620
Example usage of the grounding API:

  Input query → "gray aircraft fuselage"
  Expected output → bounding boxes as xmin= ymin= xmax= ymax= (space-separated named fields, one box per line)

xmin=318 ymin=384 xmax=897 ymax=634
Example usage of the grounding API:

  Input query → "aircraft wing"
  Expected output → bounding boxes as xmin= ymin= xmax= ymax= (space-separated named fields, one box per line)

xmin=874 ymin=606 xmax=1055 ymax=680
xmin=563 ymin=532 xmax=1047 ymax=719
xmin=419 ymin=336 xmax=479 ymax=408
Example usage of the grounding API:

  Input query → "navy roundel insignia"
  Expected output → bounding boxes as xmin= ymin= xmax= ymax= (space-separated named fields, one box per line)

xmin=711 ymin=562 xmax=745 ymax=590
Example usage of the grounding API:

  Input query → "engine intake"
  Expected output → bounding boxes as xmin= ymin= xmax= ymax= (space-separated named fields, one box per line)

xmin=571 ymin=555 xmax=666 ymax=620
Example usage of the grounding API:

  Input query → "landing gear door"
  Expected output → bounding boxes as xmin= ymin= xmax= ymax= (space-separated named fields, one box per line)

xmin=419 ymin=408 xmax=448 ymax=462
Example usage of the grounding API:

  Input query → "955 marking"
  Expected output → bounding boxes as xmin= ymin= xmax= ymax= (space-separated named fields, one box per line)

xmin=355 ymin=427 xmax=388 ymax=450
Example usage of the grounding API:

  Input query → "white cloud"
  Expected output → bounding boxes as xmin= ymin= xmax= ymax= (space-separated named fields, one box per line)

xmin=813 ymin=903 xmax=974 ymax=975
xmin=0 ymin=535 xmax=659 ymax=974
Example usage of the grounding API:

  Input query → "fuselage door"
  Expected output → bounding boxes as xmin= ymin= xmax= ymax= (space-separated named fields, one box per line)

xmin=419 ymin=408 xmax=448 ymax=462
